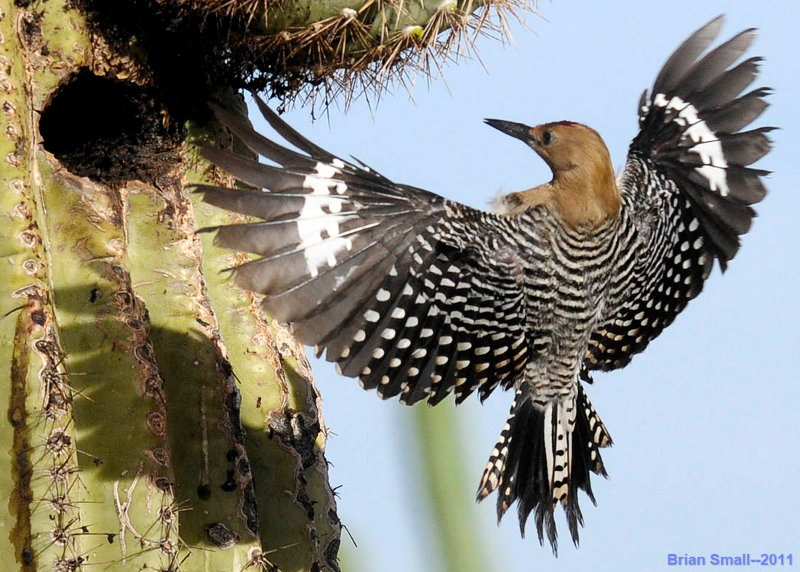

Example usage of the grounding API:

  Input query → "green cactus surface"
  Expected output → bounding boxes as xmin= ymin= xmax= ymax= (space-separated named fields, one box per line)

xmin=0 ymin=1 xmax=341 ymax=570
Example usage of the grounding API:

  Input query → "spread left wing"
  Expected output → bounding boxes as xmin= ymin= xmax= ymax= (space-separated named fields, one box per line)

xmin=199 ymin=96 xmax=535 ymax=405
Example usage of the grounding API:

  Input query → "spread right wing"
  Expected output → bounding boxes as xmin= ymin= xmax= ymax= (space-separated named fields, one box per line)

xmin=585 ymin=16 xmax=773 ymax=373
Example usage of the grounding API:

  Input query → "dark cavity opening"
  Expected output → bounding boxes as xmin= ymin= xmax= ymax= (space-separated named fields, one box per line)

xmin=39 ymin=69 xmax=182 ymax=187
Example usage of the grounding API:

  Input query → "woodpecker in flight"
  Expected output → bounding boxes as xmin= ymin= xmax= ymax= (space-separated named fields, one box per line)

xmin=198 ymin=16 xmax=772 ymax=553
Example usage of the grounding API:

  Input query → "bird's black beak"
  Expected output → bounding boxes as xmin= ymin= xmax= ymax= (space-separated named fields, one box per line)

xmin=484 ymin=119 xmax=534 ymax=144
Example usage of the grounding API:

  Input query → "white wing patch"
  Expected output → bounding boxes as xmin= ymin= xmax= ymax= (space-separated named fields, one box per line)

xmin=652 ymin=92 xmax=730 ymax=196
xmin=298 ymin=170 xmax=353 ymax=278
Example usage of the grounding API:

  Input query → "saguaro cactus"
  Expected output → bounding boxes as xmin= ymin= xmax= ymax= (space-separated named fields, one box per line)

xmin=0 ymin=0 xmax=530 ymax=569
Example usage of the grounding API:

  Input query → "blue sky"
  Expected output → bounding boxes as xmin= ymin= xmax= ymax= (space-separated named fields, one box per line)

xmin=248 ymin=2 xmax=799 ymax=570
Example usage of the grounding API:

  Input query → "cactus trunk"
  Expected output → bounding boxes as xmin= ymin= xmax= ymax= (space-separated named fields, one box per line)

xmin=0 ymin=1 xmax=340 ymax=570
xmin=0 ymin=0 xmax=532 ymax=567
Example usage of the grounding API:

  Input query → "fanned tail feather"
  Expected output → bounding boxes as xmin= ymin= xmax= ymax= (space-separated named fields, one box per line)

xmin=476 ymin=385 xmax=611 ymax=554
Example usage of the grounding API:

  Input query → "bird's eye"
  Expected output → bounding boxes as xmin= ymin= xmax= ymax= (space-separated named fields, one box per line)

xmin=541 ymin=130 xmax=553 ymax=145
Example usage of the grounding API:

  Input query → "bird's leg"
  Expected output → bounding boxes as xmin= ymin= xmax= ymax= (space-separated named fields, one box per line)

xmin=496 ymin=184 xmax=554 ymax=215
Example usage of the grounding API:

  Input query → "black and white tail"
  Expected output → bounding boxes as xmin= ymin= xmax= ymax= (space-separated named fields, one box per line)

xmin=476 ymin=385 xmax=612 ymax=554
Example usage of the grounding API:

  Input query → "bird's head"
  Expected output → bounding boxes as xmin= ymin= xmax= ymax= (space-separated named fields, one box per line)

xmin=484 ymin=119 xmax=609 ymax=173
xmin=484 ymin=118 xmax=620 ymax=228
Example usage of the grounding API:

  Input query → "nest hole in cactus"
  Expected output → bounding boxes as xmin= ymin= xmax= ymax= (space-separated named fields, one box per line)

xmin=39 ymin=69 xmax=183 ymax=188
